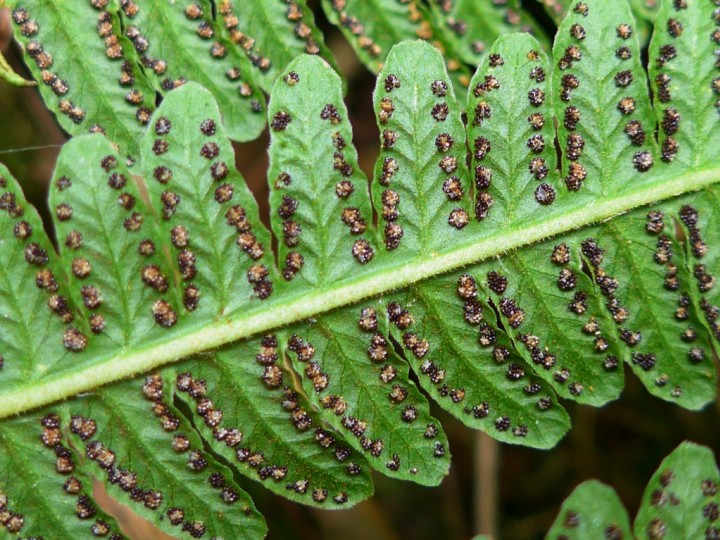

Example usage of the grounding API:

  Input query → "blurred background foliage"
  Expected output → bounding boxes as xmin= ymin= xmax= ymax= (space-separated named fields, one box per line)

xmin=0 ymin=1 xmax=718 ymax=539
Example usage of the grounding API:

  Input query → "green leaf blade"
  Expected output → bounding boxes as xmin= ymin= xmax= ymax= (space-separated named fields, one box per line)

xmin=141 ymin=82 xmax=276 ymax=320
xmin=634 ymin=442 xmax=720 ymax=540
xmin=428 ymin=0 xmax=549 ymax=66
xmin=321 ymin=0 xmax=429 ymax=74
xmin=395 ymin=274 xmax=571 ymax=449
xmin=587 ymin=205 xmax=716 ymax=410
xmin=672 ymin=186 xmax=720 ymax=348
xmin=0 ymin=165 xmax=72 ymax=388
xmin=127 ymin=0 xmax=266 ymax=142
xmin=649 ymin=0 xmax=720 ymax=168
xmin=267 ymin=55 xmax=376 ymax=287
xmin=0 ymin=413 xmax=126 ymax=538
xmin=481 ymin=242 xmax=626 ymax=406
xmin=173 ymin=339 xmax=375 ymax=508
xmin=216 ymin=0 xmax=336 ymax=92
xmin=539 ymin=0 xmax=658 ymax=42
xmin=467 ymin=32 xmax=560 ymax=226
xmin=8 ymin=0 xmax=157 ymax=159
xmin=289 ymin=306 xmax=451 ymax=485
xmin=48 ymin=135 xmax=166 ymax=350
xmin=321 ymin=0 xmax=471 ymax=94
xmin=546 ymin=480 xmax=632 ymax=540
xmin=552 ymin=0 xmax=658 ymax=197
xmin=64 ymin=379 xmax=268 ymax=539
xmin=372 ymin=40 xmax=471 ymax=256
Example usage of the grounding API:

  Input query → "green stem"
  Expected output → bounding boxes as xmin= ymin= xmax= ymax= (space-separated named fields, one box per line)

xmin=0 ymin=47 xmax=36 ymax=87
xmin=1 ymin=167 xmax=718 ymax=418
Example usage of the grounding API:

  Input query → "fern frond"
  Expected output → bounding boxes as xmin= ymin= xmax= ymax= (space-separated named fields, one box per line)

xmin=0 ymin=0 xmax=719 ymax=535
xmin=1 ymin=0 xmax=718 ymax=429
xmin=285 ymin=306 xmax=451 ymax=484
xmin=0 ymin=414 xmax=125 ymax=538
xmin=539 ymin=0 xmax=660 ymax=38
xmin=548 ymin=442 xmax=720 ymax=539
xmin=0 ymin=377 xmax=269 ymax=538
xmin=267 ymin=55 xmax=376 ymax=286
xmin=7 ymin=0 xmax=158 ymax=157
xmin=390 ymin=276 xmax=572 ymax=448
xmin=7 ymin=0 xmax=338 ymax=148
xmin=372 ymin=40 xmax=472 ymax=254
xmin=171 ymin=340 xmax=375 ymax=507
xmin=321 ymin=0 xmax=473 ymax=92
xmin=214 ymin=0 xmax=336 ymax=92
xmin=426 ymin=0 xmax=549 ymax=66
xmin=547 ymin=480 xmax=633 ymax=539
xmin=673 ymin=188 xmax=720 ymax=349
xmin=119 ymin=0 xmax=268 ymax=142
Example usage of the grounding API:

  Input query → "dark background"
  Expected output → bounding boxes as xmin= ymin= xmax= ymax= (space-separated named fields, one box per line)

xmin=1 ymin=2 xmax=718 ymax=538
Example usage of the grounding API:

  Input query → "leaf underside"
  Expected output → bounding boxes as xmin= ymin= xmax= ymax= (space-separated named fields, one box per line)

xmin=0 ymin=0 xmax=719 ymax=537
xmin=547 ymin=441 xmax=720 ymax=540
xmin=5 ymin=0 xmax=335 ymax=154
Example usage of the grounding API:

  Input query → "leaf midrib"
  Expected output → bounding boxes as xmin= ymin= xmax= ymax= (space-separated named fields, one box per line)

xmin=0 ymin=165 xmax=718 ymax=419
